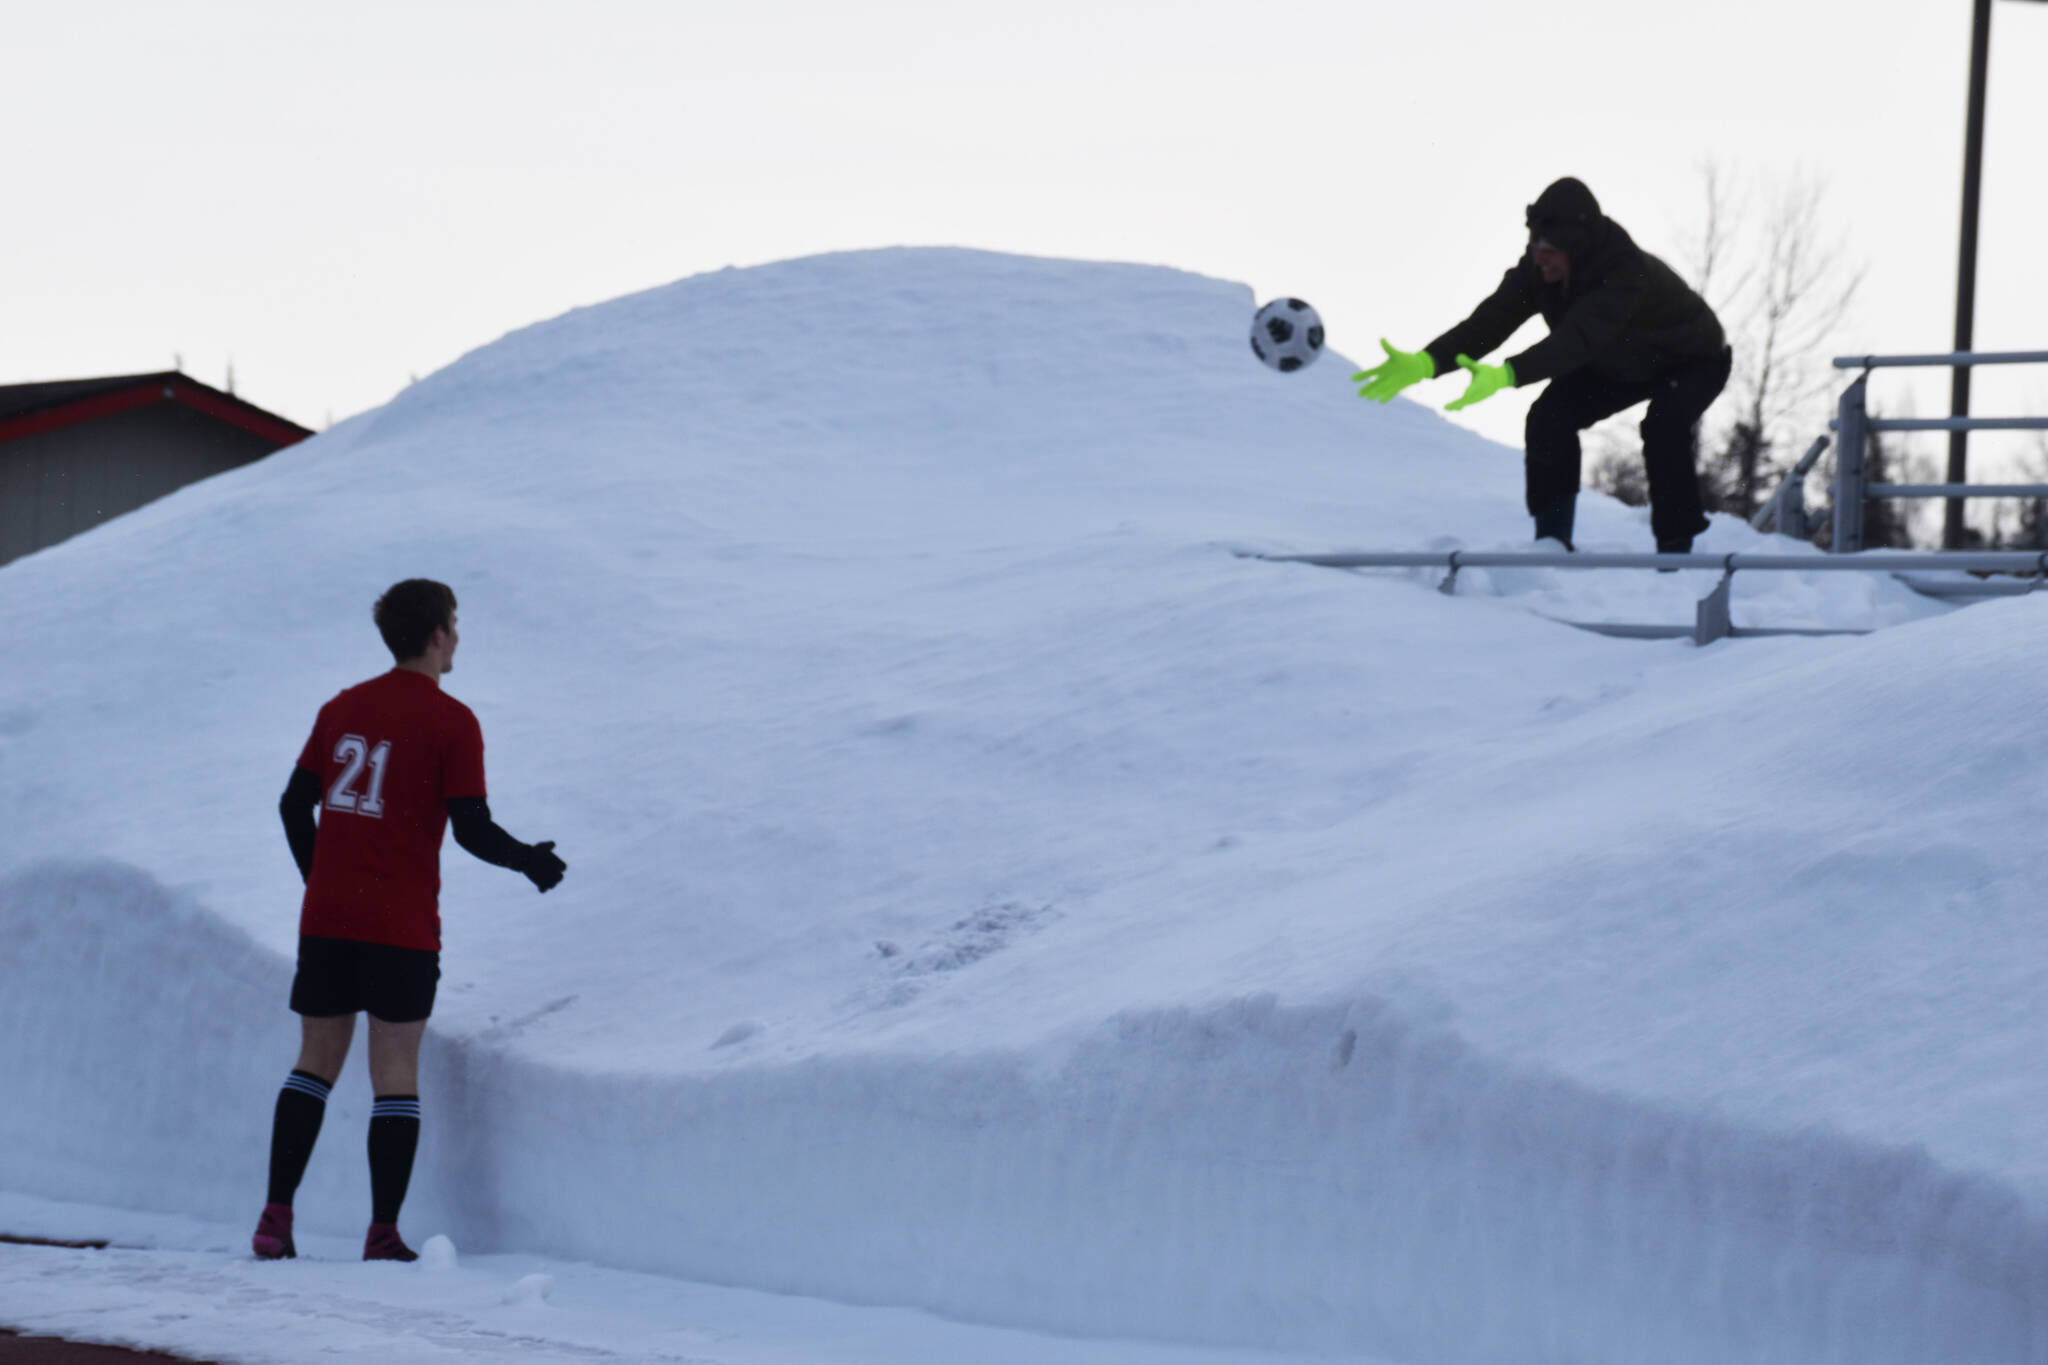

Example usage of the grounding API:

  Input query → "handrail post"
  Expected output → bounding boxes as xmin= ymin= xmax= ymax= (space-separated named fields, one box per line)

xmin=1694 ymin=569 xmax=1735 ymax=645
xmin=1832 ymin=374 xmax=1870 ymax=553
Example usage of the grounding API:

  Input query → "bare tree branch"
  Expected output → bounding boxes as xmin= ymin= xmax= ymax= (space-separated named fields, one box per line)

xmin=1683 ymin=164 xmax=1865 ymax=525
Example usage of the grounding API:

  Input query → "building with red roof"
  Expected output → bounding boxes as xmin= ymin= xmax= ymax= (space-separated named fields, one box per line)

xmin=0 ymin=372 xmax=311 ymax=567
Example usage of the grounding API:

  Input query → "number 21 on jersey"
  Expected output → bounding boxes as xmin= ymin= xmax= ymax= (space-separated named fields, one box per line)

xmin=328 ymin=734 xmax=392 ymax=818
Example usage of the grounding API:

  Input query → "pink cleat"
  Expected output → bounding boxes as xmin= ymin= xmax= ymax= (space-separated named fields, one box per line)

xmin=251 ymin=1202 xmax=295 ymax=1260
xmin=363 ymin=1222 xmax=418 ymax=1262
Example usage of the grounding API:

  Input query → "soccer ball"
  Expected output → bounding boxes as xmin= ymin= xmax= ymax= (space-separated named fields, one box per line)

xmin=1249 ymin=298 xmax=1325 ymax=372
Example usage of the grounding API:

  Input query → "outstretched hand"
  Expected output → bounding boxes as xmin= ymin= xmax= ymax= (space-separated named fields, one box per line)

xmin=1444 ymin=355 xmax=1514 ymax=412
xmin=1352 ymin=339 xmax=1436 ymax=403
xmin=523 ymin=840 xmax=566 ymax=893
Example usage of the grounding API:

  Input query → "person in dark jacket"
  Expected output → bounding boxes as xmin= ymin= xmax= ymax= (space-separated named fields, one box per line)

xmin=1355 ymin=177 xmax=1731 ymax=553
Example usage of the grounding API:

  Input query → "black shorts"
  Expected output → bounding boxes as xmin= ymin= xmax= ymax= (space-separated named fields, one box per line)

xmin=289 ymin=936 xmax=440 ymax=1023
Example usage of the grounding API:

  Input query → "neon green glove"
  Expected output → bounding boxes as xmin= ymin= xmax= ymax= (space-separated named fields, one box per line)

xmin=1352 ymin=339 xmax=1436 ymax=403
xmin=1445 ymin=355 xmax=1515 ymax=411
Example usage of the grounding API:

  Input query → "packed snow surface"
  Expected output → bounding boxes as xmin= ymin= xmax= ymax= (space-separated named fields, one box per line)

xmin=3 ymin=248 xmax=2046 ymax=1363
xmin=0 ymin=1192 xmax=1333 ymax=1365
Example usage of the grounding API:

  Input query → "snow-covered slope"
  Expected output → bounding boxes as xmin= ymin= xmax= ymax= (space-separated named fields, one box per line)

xmin=4 ymin=248 xmax=2044 ymax=1362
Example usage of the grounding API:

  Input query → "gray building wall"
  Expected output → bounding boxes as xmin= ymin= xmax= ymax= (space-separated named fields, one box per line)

xmin=0 ymin=403 xmax=279 ymax=567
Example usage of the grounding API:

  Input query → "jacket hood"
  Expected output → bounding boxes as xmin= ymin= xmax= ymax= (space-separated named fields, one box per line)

xmin=1526 ymin=177 xmax=1603 ymax=257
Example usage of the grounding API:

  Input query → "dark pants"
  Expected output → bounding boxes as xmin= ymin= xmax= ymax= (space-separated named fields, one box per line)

xmin=1524 ymin=346 xmax=1733 ymax=547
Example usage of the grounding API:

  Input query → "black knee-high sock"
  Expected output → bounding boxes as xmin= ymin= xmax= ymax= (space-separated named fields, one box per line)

xmin=266 ymin=1071 xmax=332 ymax=1206
xmin=367 ymin=1095 xmax=422 ymax=1225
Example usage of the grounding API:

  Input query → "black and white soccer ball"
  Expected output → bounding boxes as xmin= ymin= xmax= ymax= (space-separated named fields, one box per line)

xmin=1249 ymin=298 xmax=1325 ymax=373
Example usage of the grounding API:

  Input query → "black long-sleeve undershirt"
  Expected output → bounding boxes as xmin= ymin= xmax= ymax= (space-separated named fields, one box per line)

xmin=279 ymin=767 xmax=533 ymax=883
xmin=281 ymin=767 xmax=321 ymax=882
xmin=446 ymin=796 xmax=532 ymax=870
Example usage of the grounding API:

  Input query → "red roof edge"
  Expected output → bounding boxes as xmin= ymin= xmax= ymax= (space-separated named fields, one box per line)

xmin=0 ymin=376 xmax=313 ymax=449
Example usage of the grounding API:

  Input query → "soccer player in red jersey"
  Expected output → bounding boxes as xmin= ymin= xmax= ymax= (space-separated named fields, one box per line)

xmin=252 ymin=579 xmax=566 ymax=1263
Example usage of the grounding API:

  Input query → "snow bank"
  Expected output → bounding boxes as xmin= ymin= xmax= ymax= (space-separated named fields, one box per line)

xmin=8 ymin=859 xmax=2045 ymax=1362
xmin=450 ymin=995 xmax=2048 ymax=1364
xmin=0 ymin=862 xmax=336 ymax=1217
xmin=5 ymin=247 xmax=2048 ymax=1361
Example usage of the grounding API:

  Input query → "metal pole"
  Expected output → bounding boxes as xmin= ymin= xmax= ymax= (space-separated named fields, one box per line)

xmin=1833 ymin=375 xmax=1869 ymax=552
xmin=1946 ymin=0 xmax=1993 ymax=548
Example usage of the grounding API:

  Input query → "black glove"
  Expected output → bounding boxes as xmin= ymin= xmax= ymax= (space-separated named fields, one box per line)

xmin=522 ymin=840 xmax=566 ymax=893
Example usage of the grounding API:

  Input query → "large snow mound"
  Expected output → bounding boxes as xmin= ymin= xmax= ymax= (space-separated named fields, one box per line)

xmin=5 ymin=248 xmax=2046 ymax=1361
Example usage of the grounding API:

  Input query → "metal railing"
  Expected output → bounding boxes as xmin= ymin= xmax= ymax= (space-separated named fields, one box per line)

xmin=1749 ymin=435 xmax=1832 ymax=538
xmin=1830 ymin=350 xmax=2048 ymax=551
xmin=1244 ymin=349 xmax=2048 ymax=645
xmin=1242 ymin=548 xmax=2048 ymax=646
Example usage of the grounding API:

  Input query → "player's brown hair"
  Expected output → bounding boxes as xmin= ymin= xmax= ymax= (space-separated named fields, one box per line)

xmin=373 ymin=579 xmax=458 ymax=662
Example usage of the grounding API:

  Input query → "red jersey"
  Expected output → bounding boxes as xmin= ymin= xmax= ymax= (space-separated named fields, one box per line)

xmin=295 ymin=669 xmax=487 ymax=950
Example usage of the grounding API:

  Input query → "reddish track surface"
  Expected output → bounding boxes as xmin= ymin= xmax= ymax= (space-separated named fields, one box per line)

xmin=0 ymin=1331 xmax=214 ymax=1364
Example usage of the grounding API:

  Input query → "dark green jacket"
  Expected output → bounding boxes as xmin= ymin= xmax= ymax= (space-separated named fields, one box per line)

xmin=1424 ymin=179 xmax=1725 ymax=388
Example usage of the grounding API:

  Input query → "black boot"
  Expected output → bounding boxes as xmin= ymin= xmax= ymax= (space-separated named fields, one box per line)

xmin=1655 ymin=535 xmax=1692 ymax=571
xmin=1532 ymin=495 xmax=1576 ymax=552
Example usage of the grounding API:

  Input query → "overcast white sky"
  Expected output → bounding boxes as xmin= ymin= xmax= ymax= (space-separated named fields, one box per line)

xmin=6 ymin=0 xmax=2045 ymax=487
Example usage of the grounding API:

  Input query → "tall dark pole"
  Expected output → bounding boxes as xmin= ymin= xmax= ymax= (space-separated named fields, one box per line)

xmin=1945 ymin=0 xmax=1993 ymax=548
